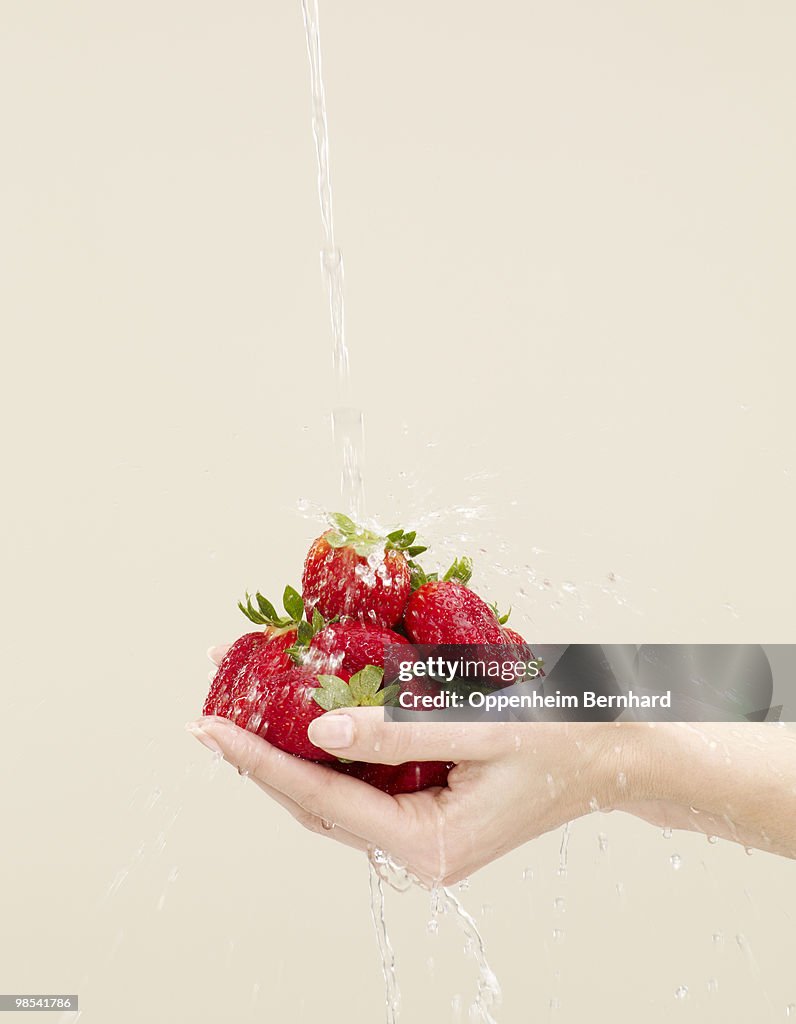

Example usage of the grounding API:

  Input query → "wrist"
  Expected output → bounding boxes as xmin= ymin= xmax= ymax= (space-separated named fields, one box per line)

xmin=608 ymin=721 xmax=721 ymax=810
xmin=588 ymin=721 xmax=671 ymax=811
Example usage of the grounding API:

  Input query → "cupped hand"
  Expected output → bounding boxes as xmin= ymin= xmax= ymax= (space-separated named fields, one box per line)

xmin=188 ymin=701 xmax=639 ymax=885
xmin=193 ymin=646 xmax=796 ymax=869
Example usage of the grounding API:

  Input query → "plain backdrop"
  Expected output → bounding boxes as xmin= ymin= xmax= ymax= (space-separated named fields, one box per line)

xmin=1 ymin=1 xmax=795 ymax=1021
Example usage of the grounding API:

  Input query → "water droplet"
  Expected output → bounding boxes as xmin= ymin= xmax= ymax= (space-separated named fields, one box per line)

xmin=708 ymin=835 xmax=718 ymax=844
xmin=745 ymin=847 xmax=754 ymax=856
xmin=662 ymin=827 xmax=673 ymax=839
xmin=426 ymin=918 xmax=439 ymax=935
xmin=713 ymin=932 xmax=724 ymax=949
xmin=598 ymin=833 xmax=609 ymax=853
xmin=707 ymin=978 xmax=718 ymax=994
xmin=549 ymin=996 xmax=561 ymax=1010
xmin=553 ymin=897 xmax=566 ymax=913
xmin=675 ymin=985 xmax=688 ymax=1000
xmin=552 ymin=928 xmax=565 ymax=943
xmin=670 ymin=854 xmax=682 ymax=870
xmin=522 ymin=867 xmax=533 ymax=882
xmin=457 ymin=878 xmax=471 ymax=892
xmin=786 ymin=1004 xmax=796 ymax=1018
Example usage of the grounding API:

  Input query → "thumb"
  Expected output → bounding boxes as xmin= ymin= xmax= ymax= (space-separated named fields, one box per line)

xmin=307 ymin=707 xmax=506 ymax=764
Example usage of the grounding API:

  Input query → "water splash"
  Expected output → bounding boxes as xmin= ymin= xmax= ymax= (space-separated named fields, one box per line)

xmin=369 ymin=849 xmax=501 ymax=1023
xmin=441 ymin=888 xmax=502 ymax=1023
xmin=557 ymin=821 xmax=571 ymax=878
xmin=156 ymin=865 xmax=180 ymax=912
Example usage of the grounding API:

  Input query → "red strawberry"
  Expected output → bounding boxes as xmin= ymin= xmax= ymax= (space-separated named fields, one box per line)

xmin=502 ymin=626 xmax=526 ymax=644
xmin=203 ymin=632 xmax=401 ymax=762
xmin=302 ymin=515 xmax=425 ymax=627
xmin=233 ymin=583 xmax=331 ymax=668
xmin=339 ymin=758 xmax=452 ymax=796
xmin=203 ymin=631 xmax=270 ymax=718
xmin=404 ymin=558 xmax=507 ymax=645
xmin=309 ymin=619 xmax=410 ymax=675
xmin=227 ymin=660 xmax=347 ymax=761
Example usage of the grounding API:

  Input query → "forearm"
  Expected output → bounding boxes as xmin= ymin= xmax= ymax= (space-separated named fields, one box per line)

xmin=623 ymin=722 xmax=796 ymax=858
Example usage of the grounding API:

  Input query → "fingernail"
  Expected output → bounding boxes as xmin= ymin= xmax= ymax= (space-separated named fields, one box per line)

xmin=186 ymin=721 xmax=223 ymax=756
xmin=207 ymin=644 xmax=229 ymax=665
xmin=309 ymin=714 xmax=354 ymax=749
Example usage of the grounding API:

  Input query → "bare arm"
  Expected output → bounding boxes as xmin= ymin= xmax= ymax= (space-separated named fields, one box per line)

xmin=621 ymin=722 xmax=796 ymax=858
xmin=190 ymin=671 xmax=796 ymax=883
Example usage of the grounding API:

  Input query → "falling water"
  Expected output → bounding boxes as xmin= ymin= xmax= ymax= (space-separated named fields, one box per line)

xmin=370 ymin=849 xmax=501 ymax=1023
xmin=300 ymin=0 xmax=366 ymax=520
xmin=299 ymin=6 xmax=503 ymax=1020
xmin=368 ymin=857 xmax=402 ymax=1023
xmin=439 ymin=888 xmax=502 ymax=1023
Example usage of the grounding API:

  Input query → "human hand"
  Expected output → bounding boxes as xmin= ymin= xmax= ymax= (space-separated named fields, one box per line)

xmin=188 ymin=699 xmax=638 ymax=885
xmin=193 ymin=647 xmax=796 ymax=874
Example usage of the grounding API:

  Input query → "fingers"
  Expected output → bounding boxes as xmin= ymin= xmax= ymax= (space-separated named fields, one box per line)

xmin=207 ymin=644 xmax=231 ymax=667
xmin=252 ymin=778 xmax=369 ymax=853
xmin=188 ymin=717 xmax=406 ymax=850
xmin=307 ymin=707 xmax=508 ymax=765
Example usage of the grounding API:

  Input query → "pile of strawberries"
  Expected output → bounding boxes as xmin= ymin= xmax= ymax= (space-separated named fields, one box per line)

xmin=203 ymin=514 xmax=528 ymax=794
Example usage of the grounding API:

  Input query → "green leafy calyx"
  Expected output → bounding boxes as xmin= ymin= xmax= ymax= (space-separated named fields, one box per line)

xmin=312 ymin=665 xmax=400 ymax=712
xmin=489 ymin=600 xmax=512 ymax=625
xmin=409 ymin=562 xmax=439 ymax=591
xmin=325 ymin=513 xmax=427 ymax=560
xmin=286 ymin=607 xmax=327 ymax=662
xmin=442 ymin=556 xmax=474 ymax=587
xmin=384 ymin=527 xmax=428 ymax=559
xmin=239 ymin=585 xmax=308 ymax=628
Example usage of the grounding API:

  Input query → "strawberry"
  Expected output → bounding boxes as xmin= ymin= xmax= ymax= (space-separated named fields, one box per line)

xmin=306 ymin=622 xmax=445 ymax=793
xmin=301 ymin=514 xmax=426 ymax=627
xmin=203 ymin=631 xmax=270 ymax=718
xmin=237 ymin=585 xmax=326 ymax=647
xmin=309 ymin=619 xmax=410 ymax=675
xmin=404 ymin=557 xmax=508 ymax=645
xmin=232 ymin=583 xmax=330 ymax=663
xmin=204 ymin=643 xmax=401 ymax=761
xmin=502 ymin=626 xmax=526 ymax=644
xmin=228 ymin=660 xmax=346 ymax=761
xmin=338 ymin=758 xmax=452 ymax=796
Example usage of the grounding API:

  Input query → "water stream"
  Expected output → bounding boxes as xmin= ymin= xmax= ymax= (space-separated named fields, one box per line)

xmin=300 ymin=0 xmax=366 ymax=521
xmin=299 ymin=4 xmax=502 ymax=1018
xmin=369 ymin=849 xmax=502 ymax=1022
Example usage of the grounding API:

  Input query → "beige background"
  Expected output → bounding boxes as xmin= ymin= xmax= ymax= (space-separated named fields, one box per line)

xmin=2 ymin=1 xmax=795 ymax=1021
